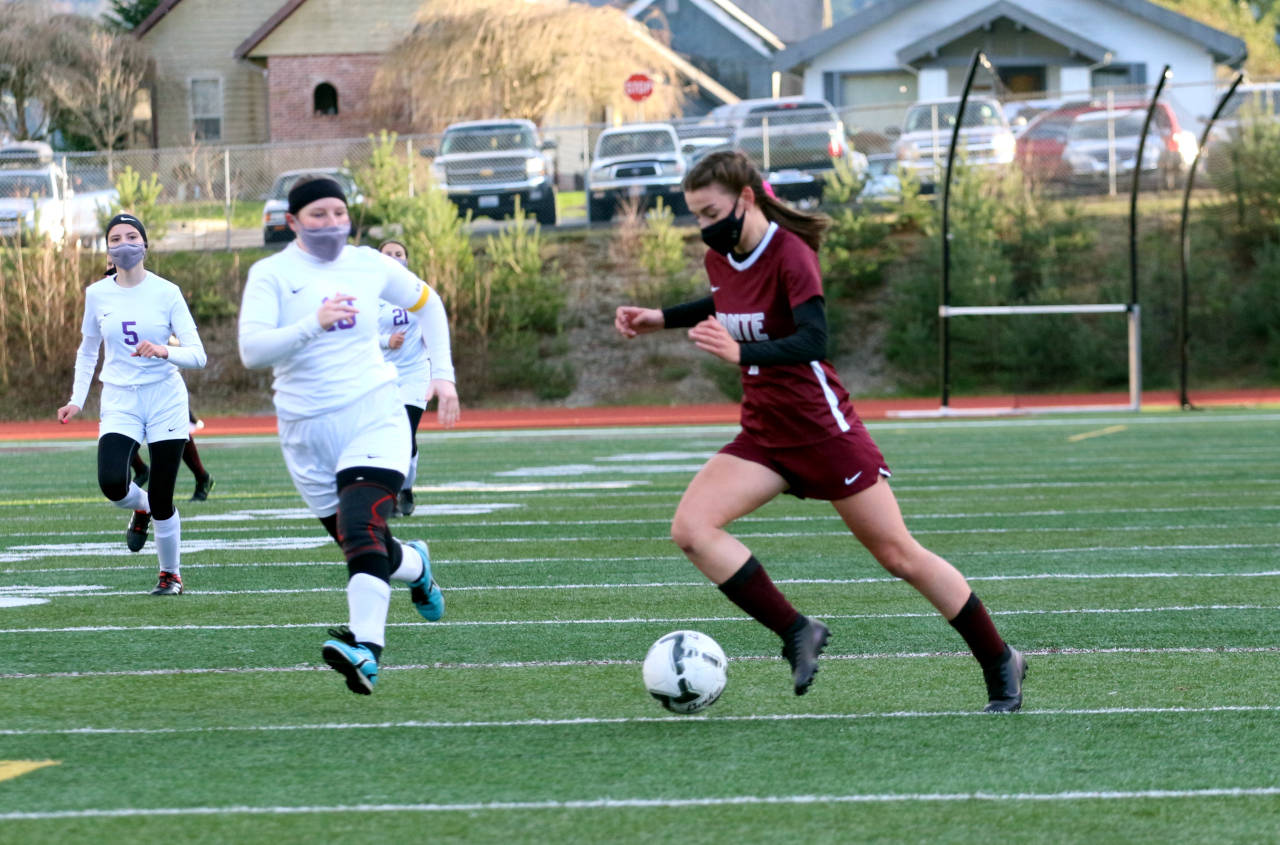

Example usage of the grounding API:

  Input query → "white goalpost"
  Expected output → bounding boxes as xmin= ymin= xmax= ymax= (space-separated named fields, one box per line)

xmin=888 ymin=303 xmax=1143 ymax=419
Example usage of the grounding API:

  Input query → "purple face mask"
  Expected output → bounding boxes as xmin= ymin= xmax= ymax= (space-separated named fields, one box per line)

xmin=107 ymin=242 xmax=146 ymax=271
xmin=296 ymin=224 xmax=350 ymax=262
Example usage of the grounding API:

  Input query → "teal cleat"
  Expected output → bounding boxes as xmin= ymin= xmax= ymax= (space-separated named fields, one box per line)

xmin=321 ymin=626 xmax=378 ymax=695
xmin=405 ymin=539 xmax=444 ymax=621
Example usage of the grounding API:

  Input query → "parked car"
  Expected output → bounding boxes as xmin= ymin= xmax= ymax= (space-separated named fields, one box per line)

xmin=261 ymin=167 xmax=361 ymax=245
xmin=0 ymin=142 xmax=116 ymax=245
xmin=707 ymin=96 xmax=865 ymax=204
xmin=586 ymin=123 xmax=687 ymax=222
xmin=424 ymin=119 xmax=557 ymax=225
xmin=1014 ymin=102 xmax=1096 ymax=183
xmin=894 ymin=97 xmax=1015 ymax=187
xmin=1061 ymin=102 xmax=1197 ymax=190
xmin=858 ymin=153 xmax=902 ymax=205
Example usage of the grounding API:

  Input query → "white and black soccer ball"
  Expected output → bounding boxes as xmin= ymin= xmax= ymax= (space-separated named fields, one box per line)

xmin=642 ymin=630 xmax=728 ymax=714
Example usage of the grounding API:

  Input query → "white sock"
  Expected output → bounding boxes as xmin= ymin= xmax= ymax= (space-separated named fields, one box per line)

xmin=347 ymin=573 xmax=391 ymax=647
xmin=153 ymin=512 xmax=181 ymax=575
xmin=388 ymin=537 xmax=424 ymax=583
xmin=113 ymin=482 xmax=149 ymax=512
xmin=405 ymin=451 xmax=419 ymax=490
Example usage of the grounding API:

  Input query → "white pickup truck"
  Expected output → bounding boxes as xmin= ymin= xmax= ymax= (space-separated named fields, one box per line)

xmin=0 ymin=143 xmax=117 ymax=245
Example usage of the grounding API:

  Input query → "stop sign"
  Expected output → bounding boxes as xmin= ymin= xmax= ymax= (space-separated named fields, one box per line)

xmin=624 ymin=73 xmax=654 ymax=102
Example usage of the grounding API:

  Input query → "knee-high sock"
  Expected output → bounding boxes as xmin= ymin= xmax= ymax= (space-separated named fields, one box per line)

xmin=112 ymin=482 xmax=149 ymax=512
xmin=404 ymin=452 xmax=419 ymax=491
xmin=153 ymin=512 xmax=181 ymax=574
xmin=388 ymin=537 xmax=424 ymax=583
xmin=347 ymin=573 xmax=391 ymax=647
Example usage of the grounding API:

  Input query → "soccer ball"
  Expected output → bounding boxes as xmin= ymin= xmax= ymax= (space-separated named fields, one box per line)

xmin=642 ymin=630 xmax=728 ymax=714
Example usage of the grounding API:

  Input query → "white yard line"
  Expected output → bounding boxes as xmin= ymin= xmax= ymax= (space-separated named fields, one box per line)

xmin=2 ymin=704 xmax=1278 ymax=737
xmin=5 ymin=645 xmax=1277 ymax=680
xmin=2 ymin=604 xmax=1278 ymax=636
xmin=4 ymin=786 xmax=1280 ymax=820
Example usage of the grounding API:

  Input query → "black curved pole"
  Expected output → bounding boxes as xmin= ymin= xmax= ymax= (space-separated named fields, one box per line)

xmin=940 ymin=49 xmax=985 ymax=409
xmin=1130 ymin=65 xmax=1170 ymax=307
xmin=1179 ymin=72 xmax=1244 ymax=409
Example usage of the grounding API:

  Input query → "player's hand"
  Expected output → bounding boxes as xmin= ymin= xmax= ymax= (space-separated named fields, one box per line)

xmin=57 ymin=403 xmax=81 ymax=424
xmin=131 ymin=340 xmax=169 ymax=359
xmin=689 ymin=316 xmax=740 ymax=363
xmin=388 ymin=331 xmax=406 ymax=350
xmin=615 ymin=306 xmax=663 ymax=339
xmin=427 ymin=379 xmax=460 ymax=428
xmin=317 ymin=294 xmax=358 ymax=330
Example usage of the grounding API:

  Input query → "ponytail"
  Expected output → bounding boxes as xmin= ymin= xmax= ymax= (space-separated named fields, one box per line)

xmin=683 ymin=150 xmax=830 ymax=252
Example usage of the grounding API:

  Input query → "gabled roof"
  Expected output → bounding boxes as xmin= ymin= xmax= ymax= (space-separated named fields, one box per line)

xmin=896 ymin=1 xmax=1111 ymax=66
xmin=133 ymin=0 xmax=185 ymax=38
xmin=627 ymin=0 xmax=785 ymax=53
xmin=234 ymin=0 xmax=310 ymax=59
xmin=775 ymin=0 xmax=1247 ymax=70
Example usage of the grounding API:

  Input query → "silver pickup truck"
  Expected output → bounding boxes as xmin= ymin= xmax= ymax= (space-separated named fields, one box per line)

xmin=425 ymin=119 xmax=558 ymax=225
xmin=0 ymin=143 xmax=117 ymax=245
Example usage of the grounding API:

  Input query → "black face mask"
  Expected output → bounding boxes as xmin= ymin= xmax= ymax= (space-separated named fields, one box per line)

xmin=699 ymin=200 xmax=744 ymax=256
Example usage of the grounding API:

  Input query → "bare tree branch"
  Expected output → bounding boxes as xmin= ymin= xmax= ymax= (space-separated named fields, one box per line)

xmin=372 ymin=0 xmax=687 ymax=131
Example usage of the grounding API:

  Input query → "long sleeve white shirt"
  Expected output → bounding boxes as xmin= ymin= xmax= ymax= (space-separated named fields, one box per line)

xmin=69 ymin=271 xmax=206 ymax=409
xmin=238 ymin=242 xmax=454 ymax=420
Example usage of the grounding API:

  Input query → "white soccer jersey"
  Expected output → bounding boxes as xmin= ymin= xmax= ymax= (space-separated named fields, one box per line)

xmin=377 ymin=299 xmax=431 ymax=380
xmin=238 ymin=242 xmax=454 ymax=420
xmin=69 ymin=272 xmax=206 ymax=409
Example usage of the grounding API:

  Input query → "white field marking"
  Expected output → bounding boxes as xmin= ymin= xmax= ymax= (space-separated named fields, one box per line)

xmin=961 ymin=543 xmax=1280 ymax=556
xmin=15 ymin=571 xmax=1280 ymax=600
xmin=4 ymin=704 xmax=1280 ymax=738
xmin=14 ymin=513 xmax=1279 ymax=540
xmin=4 ymin=605 xmax=1278 ymax=635
xmin=5 ymin=786 xmax=1280 ymax=820
xmin=0 ymin=598 xmax=46 ymax=608
xmin=595 ymin=451 xmax=716 ymax=462
xmin=495 ymin=463 xmax=707 ymax=477
xmin=0 ymin=538 xmax=333 ymax=564
xmin=5 ymin=646 xmax=1279 ymax=680
xmin=415 ymin=481 xmax=649 ymax=492
xmin=183 ymin=504 xmax=523 ymax=523
xmin=0 ymin=556 xmax=658 ymax=575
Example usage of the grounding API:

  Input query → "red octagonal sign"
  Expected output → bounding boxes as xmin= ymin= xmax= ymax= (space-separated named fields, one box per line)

xmin=624 ymin=73 xmax=654 ymax=102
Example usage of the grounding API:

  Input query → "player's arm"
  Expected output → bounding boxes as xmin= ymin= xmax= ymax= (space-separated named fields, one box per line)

xmin=384 ymin=261 xmax=460 ymax=426
xmin=154 ymin=291 xmax=207 ymax=369
xmin=238 ymin=271 xmax=345 ymax=369
xmin=738 ymin=296 xmax=827 ymax=366
xmin=59 ymin=291 xmax=101 ymax=421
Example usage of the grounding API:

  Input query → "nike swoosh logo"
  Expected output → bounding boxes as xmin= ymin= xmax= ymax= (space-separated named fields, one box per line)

xmin=290 ymin=286 xmax=304 ymax=294
xmin=710 ymin=286 xmax=720 ymax=292
xmin=844 ymin=471 xmax=863 ymax=486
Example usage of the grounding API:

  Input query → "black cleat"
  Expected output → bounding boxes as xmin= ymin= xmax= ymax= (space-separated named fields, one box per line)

xmin=126 ymin=510 xmax=151 ymax=553
xmin=781 ymin=617 xmax=829 ymax=696
xmin=398 ymin=488 xmax=415 ymax=516
xmin=133 ymin=462 xmax=149 ymax=489
xmin=190 ymin=473 xmax=215 ymax=501
xmin=150 ymin=571 xmax=183 ymax=595
xmin=983 ymin=647 xmax=1027 ymax=713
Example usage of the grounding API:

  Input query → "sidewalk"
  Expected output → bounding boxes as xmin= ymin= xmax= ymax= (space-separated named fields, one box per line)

xmin=5 ymin=388 xmax=1277 ymax=442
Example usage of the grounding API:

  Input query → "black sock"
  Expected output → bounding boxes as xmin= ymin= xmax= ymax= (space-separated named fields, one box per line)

xmin=948 ymin=592 xmax=1007 ymax=667
xmin=718 ymin=556 xmax=801 ymax=636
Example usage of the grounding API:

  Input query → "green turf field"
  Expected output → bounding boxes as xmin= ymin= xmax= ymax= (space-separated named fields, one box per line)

xmin=1 ymin=411 xmax=1278 ymax=844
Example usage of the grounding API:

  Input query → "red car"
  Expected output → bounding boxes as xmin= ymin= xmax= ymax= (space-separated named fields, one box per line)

xmin=1014 ymin=102 xmax=1095 ymax=183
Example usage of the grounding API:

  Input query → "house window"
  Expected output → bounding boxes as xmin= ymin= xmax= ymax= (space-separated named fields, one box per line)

xmin=1092 ymin=64 xmax=1147 ymax=96
xmin=314 ymin=83 xmax=339 ymax=116
xmin=190 ymin=78 xmax=222 ymax=141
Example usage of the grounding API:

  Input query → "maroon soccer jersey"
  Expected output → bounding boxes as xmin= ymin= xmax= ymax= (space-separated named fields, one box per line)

xmin=705 ymin=223 xmax=859 ymax=446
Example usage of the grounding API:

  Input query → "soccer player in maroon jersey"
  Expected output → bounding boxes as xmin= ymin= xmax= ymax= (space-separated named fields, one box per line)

xmin=614 ymin=150 xmax=1026 ymax=711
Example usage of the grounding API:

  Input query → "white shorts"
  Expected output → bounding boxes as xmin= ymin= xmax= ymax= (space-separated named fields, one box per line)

xmin=396 ymin=365 xmax=431 ymax=410
xmin=277 ymin=382 xmax=411 ymax=517
xmin=99 ymin=377 xmax=190 ymax=445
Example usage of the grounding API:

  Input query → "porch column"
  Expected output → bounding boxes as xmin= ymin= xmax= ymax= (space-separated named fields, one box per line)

xmin=1059 ymin=65 xmax=1091 ymax=99
xmin=918 ymin=67 xmax=947 ymax=100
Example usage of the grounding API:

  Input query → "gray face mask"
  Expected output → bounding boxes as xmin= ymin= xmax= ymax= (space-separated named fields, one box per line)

xmin=108 ymin=242 xmax=146 ymax=271
xmin=296 ymin=224 xmax=350 ymax=262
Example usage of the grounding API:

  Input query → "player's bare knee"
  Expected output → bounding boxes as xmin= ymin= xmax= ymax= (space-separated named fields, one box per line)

xmin=869 ymin=538 xmax=920 ymax=580
xmin=670 ymin=514 xmax=707 ymax=556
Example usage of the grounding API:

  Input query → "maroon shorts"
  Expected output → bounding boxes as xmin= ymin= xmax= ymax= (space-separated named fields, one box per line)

xmin=719 ymin=424 xmax=891 ymax=501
